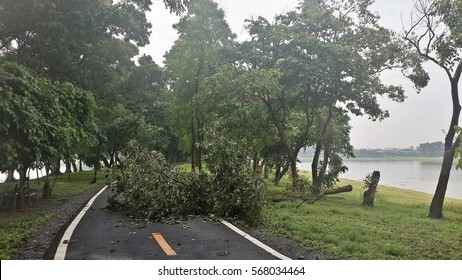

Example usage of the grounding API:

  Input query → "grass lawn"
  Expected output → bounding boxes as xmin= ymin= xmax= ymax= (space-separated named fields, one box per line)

xmin=260 ymin=171 xmax=462 ymax=259
xmin=0 ymin=171 xmax=106 ymax=259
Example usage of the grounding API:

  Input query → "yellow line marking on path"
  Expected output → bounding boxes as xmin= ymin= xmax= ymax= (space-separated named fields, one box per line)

xmin=152 ymin=233 xmax=177 ymax=256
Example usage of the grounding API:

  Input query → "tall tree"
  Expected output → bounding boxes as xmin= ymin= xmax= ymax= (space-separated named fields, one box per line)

xmin=0 ymin=0 xmax=147 ymax=172
xmin=164 ymin=0 xmax=236 ymax=172
xmin=225 ymin=0 xmax=427 ymax=191
xmin=1 ymin=0 xmax=187 ymax=173
xmin=404 ymin=0 xmax=462 ymax=219
xmin=0 ymin=62 xmax=97 ymax=204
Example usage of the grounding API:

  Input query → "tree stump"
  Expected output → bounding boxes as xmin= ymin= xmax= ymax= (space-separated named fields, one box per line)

xmin=363 ymin=171 xmax=380 ymax=207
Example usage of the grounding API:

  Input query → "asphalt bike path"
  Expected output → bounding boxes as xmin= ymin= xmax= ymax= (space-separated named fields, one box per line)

xmin=55 ymin=187 xmax=289 ymax=260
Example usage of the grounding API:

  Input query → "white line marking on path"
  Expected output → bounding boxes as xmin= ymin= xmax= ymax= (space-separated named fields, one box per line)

xmin=54 ymin=186 xmax=108 ymax=260
xmin=220 ymin=220 xmax=292 ymax=260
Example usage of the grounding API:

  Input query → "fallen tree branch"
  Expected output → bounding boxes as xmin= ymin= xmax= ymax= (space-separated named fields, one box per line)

xmin=296 ymin=185 xmax=353 ymax=208
xmin=272 ymin=197 xmax=288 ymax=203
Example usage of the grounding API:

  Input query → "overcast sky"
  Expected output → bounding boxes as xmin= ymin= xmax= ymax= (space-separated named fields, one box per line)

xmin=141 ymin=0 xmax=454 ymax=149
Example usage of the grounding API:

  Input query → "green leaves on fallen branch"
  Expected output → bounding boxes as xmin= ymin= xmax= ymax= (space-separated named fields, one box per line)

xmin=107 ymin=139 xmax=266 ymax=225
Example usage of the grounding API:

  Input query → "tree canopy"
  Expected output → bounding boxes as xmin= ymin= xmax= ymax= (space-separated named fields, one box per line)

xmin=164 ymin=0 xmax=236 ymax=171
xmin=0 ymin=62 xmax=98 ymax=202
xmin=0 ymin=0 xmax=186 ymax=206
xmin=201 ymin=0 xmax=427 ymax=192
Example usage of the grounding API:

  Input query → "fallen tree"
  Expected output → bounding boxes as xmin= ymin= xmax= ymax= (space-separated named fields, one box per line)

xmin=296 ymin=185 xmax=353 ymax=208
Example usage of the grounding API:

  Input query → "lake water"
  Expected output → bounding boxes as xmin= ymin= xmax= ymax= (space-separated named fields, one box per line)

xmin=298 ymin=158 xmax=462 ymax=199
xmin=0 ymin=163 xmax=92 ymax=184
xmin=0 ymin=169 xmax=48 ymax=183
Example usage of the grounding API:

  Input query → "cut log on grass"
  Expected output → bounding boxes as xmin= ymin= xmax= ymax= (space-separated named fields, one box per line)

xmin=272 ymin=197 xmax=288 ymax=203
xmin=296 ymin=185 xmax=353 ymax=208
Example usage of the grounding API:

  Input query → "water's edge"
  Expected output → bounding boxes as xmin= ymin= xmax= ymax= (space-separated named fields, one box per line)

xmin=298 ymin=157 xmax=462 ymax=200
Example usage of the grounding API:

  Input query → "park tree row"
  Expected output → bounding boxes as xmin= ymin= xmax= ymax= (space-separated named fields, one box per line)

xmin=0 ymin=0 xmax=188 ymax=208
xmin=164 ymin=0 xmax=462 ymax=219
xmin=1 ymin=0 xmax=462 ymax=219
xmin=163 ymin=0 xmax=428 ymax=194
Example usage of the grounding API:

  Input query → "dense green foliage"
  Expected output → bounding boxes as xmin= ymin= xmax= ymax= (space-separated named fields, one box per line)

xmin=204 ymin=131 xmax=267 ymax=225
xmin=107 ymin=140 xmax=266 ymax=225
xmin=164 ymin=0 xmax=236 ymax=171
xmin=0 ymin=62 xmax=98 ymax=199
xmin=200 ymin=0 xmax=428 ymax=193
xmin=0 ymin=0 xmax=186 ymax=201
xmin=107 ymin=141 xmax=212 ymax=221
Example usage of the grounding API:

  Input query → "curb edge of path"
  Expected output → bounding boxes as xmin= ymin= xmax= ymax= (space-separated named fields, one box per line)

xmin=54 ymin=185 xmax=108 ymax=260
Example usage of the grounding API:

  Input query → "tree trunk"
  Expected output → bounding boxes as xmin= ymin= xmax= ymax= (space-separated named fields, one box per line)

xmin=15 ymin=192 xmax=24 ymax=211
xmin=15 ymin=168 xmax=28 ymax=210
xmin=51 ymin=160 xmax=61 ymax=175
xmin=36 ymin=167 xmax=40 ymax=184
xmin=197 ymin=118 xmax=203 ymax=172
xmin=311 ymin=141 xmax=322 ymax=191
xmin=253 ymin=153 xmax=258 ymax=173
xmin=71 ymin=160 xmax=78 ymax=173
xmin=5 ymin=169 xmax=16 ymax=183
xmin=191 ymin=114 xmax=196 ymax=173
xmin=289 ymin=156 xmax=298 ymax=191
xmin=194 ymin=149 xmax=202 ymax=171
xmin=115 ymin=153 xmax=121 ymax=165
xmin=102 ymin=157 xmax=110 ymax=169
xmin=42 ymin=166 xmax=51 ymax=199
xmin=429 ymin=78 xmax=461 ymax=219
xmin=65 ymin=159 xmax=72 ymax=173
xmin=297 ymin=185 xmax=353 ymax=207
xmin=42 ymin=181 xmax=51 ymax=199
xmin=109 ymin=152 xmax=115 ymax=168
xmin=273 ymin=164 xmax=289 ymax=186
xmin=321 ymin=185 xmax=353 ymax=195
xmin=312 ymin=106 xmax=334 ymax=192
xmin=363 ymin=171 xmax=380 ymax=207
xmin=91 ymin=168 xmax=98 ymax=184
xmin=429 ymin=146 xmax=457 ymax=218
xmin=273 ymin=165 xmax=281 ymax=186
xmin=264 ymin=164 xmax=269 ymax=179
xmin=79 ymin=159 xmax=83 ymax=172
